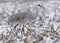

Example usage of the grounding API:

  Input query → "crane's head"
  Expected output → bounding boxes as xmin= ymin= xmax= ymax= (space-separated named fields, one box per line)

xmin=32 ymin=3 xmax=44 ymax=18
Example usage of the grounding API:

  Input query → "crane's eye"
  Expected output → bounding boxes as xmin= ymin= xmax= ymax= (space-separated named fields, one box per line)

xmin=38 ymin=4 xmax=40 ymax=6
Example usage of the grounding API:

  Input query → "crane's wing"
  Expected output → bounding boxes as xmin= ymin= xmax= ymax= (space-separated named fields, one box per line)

xmin=8 ymin=11 xmax=30 ymax=24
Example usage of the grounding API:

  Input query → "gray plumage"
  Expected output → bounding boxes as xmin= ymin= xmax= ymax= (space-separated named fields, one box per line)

xmin=8 ymin=4 xmax=40 ymax=25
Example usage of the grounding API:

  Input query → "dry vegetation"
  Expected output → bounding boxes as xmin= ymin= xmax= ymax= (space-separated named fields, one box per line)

xmin=0 ymin=0 xmax=60 ymax=43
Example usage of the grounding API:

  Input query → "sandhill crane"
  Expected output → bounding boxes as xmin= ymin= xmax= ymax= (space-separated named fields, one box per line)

xmin=8 ymin=4 xmax=43 ymax=36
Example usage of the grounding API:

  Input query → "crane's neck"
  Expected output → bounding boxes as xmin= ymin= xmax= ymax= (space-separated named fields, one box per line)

xmin=34 ymin=5 xmax=39 ymax=18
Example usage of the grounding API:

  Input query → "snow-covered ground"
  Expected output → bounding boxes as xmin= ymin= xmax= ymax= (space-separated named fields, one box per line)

xmin=0 ymin=0 xmax=60 ymax=43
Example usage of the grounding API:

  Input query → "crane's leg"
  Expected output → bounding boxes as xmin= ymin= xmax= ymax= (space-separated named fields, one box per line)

xmin=14 ymin=24 xmax=25 ymax=39
xmin=21 ymin=24 xmax=25 ymax=38
xmin=14 ymin=24 xmax=19 ymax=28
